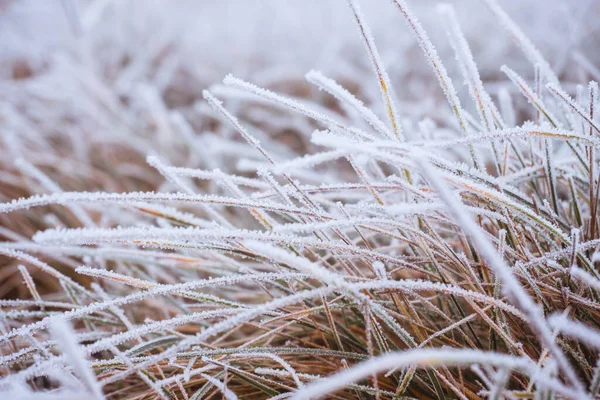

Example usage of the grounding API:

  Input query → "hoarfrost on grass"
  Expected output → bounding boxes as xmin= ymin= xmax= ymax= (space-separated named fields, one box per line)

xmin=1 ymin=0 xmax=600 ymax=398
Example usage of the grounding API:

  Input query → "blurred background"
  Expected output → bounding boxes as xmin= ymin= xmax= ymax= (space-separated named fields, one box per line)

xmin=1 ymin=0 xmax=599 ymax=99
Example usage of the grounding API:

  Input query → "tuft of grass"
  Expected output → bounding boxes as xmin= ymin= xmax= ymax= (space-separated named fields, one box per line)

xmin=1 ymin=0 xmax=600 ymax=399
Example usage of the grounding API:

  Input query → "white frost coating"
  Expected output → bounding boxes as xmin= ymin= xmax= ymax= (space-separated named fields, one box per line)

xmin=346 ymin=0 xmax=404 ymax=140
xmin=223 ymin=75 xmax=346 ymax=130
xmin=49 ymin=318 xmax=106 ymax=400
xmin=291 ymin=348 xmax=576 ymax=400
xmin=306 ymin=70 xmax=394 ymax=140
xmin=389 ymin=0 xmax=481 ymax=170
xmin=17 ymin=265 xmax=42 ymax=304
xmin=548 ymin=314 xmax=600 ymax=350
xmin=548 ymin=83 xmax=600 ymax=135
xmin=501 ymin=66 xmax=561 ymax=127
xmin=33 ymin=226 xmax=409 ymax=266
xmin=0 ymin=191 xmax=325 ymax=219
xmin=268 ymin=148 xmax=350 ymax=174
xmin=203 ymin=89 xmax=276 ymax=164
xmin=147 ymin=155 xmax=195 ymax=195
xmin=437 ymin=4 xmax=495 ymax=132
xmin=372 ymin=261 xmax=387 ymax=280
xmin=0 ymin=272 xmax=309 ymax=345
xmin=571 ymin=267 xmax=600 ymax=291
xmin=1 ymin=1 xmax=599 ymax=397
xmin=410 ymin=151 xmax=585 ymax=393
xmin=164 ymin=165 xmax=270 ymax=189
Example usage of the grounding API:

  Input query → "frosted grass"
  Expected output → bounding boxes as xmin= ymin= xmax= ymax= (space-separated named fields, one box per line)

xmin=1 ymin=0 xmax=600 ymax=398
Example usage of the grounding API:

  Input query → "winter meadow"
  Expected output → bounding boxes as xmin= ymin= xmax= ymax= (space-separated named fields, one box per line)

xmin=1 ymin=0 xmax=600 ymax=398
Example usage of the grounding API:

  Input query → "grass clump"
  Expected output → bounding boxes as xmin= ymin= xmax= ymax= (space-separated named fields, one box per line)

xmin=1 ymin=0 xmax=600 ymax=399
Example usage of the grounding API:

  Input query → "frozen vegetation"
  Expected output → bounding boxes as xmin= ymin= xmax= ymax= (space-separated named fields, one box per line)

xmin=1 ymin=0 xmax=600 ymax=398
